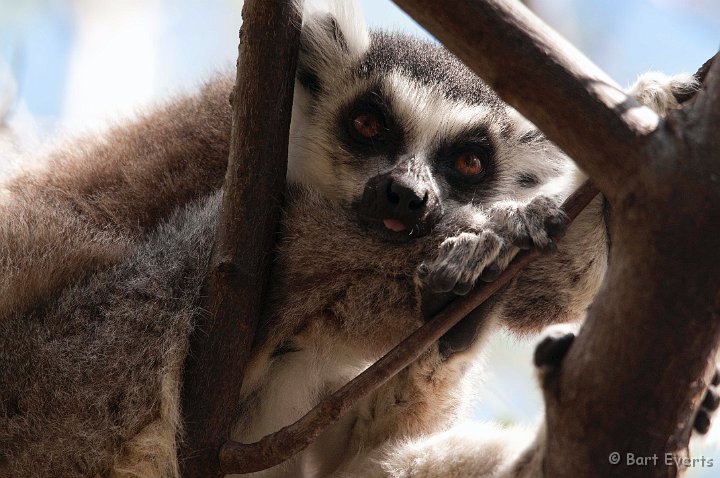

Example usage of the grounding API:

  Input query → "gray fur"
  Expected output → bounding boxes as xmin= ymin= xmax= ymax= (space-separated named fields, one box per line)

xmin=360 ymin=32 xmax=503 ymax=107
xmin=1 ymin=194 xmax=220 ymax=476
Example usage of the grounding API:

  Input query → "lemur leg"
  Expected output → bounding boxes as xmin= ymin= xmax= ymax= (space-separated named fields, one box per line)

xmin=333 ymin=422 xmax=540 ymax=478
xmin=0 ymin=75 xmax=233 ymax=317
xmin=332 ymin=328 xmax=583 ymax=478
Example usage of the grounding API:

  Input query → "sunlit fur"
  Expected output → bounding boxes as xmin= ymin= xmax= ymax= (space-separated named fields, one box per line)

xmin=0 ymin=1 xmax=697 ymax=477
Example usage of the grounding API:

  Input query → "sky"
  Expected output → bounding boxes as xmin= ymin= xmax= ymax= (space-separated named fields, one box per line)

xmin=2 ymin=0 xmax=716 ymax=138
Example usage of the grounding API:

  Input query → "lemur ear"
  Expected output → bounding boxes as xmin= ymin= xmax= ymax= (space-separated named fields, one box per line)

xmin=297 ymin=1 xmax=370 ymax=95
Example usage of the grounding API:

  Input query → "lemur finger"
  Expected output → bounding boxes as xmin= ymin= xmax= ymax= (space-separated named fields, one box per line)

xmin=690 ymin=366 xmax=720 ymax=436
xmin=544 ymin=213 xmax=569 ymax=238
xmin=513 ymin=231 xmax=534 ymax=250
xmin=504 ymin=209 xmax=538 ymax=250
xmin=478 ymin=263 xmax=503 ymax=283
xmin=479 ymin=243 xmax=513 ymax=283
xmin=452 ymin=280 xmax=473 ymax=296
xmin=424 ymin=232 xmax=502 ymax=293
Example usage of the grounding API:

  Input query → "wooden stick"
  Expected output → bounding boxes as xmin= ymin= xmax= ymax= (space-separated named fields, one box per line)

xmin=178 ymin=2 xmax=303 ymax=476
xmin=219 ymin=180 xmax=600 ymax=474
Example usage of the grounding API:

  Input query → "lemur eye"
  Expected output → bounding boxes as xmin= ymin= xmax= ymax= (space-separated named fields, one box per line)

xmin=454 ymin=152 xmax=484 ymax=177
xmin=350 ymin=111 xmax=384 ymax=141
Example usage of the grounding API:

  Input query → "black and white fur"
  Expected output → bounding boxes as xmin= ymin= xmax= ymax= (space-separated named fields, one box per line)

xmin=0 ymin=1 xmax=705 ymax=477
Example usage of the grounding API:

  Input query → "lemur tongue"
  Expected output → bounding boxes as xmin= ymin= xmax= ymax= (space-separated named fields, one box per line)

xmin=383 ymin=219 xmax=407 ymax=232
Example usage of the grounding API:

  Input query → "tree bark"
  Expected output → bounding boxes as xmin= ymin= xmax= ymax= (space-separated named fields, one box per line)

xmin=178 ymin=1 xmax=302 ymax=477
xmin=392 ymin=0 xmax=720 ymax=476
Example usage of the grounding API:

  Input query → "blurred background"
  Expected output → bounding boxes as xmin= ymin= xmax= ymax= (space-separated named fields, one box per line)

xmin=1 ymin=0 xmax=718 ymax=474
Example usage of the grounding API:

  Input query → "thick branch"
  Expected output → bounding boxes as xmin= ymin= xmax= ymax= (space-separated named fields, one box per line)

xmin=391 ymin=0 xmax=659 ymax=199
xmin=219 ymin=181 xmax=600 ymax=474
xmin=178 ymin=2 xmax=302 ymax=477
xmin=543 ymin=56 xmax=720 ymax=477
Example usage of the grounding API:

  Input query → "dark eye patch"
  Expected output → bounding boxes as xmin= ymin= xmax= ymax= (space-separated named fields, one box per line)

xmin=338 ymin=88 xmax=403 ymax=156
xmin=432 ymin=127 xmax=497 ymax=203
xmin=435 ymin=128 xmax=495 ymax=184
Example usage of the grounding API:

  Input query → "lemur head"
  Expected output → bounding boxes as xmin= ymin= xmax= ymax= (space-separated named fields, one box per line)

xmin=288 ymin=2 xmax=567 ymax=244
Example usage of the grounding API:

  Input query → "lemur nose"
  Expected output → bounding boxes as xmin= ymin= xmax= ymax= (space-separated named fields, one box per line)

xmin=386 ymin=178 xmax=429 ymax=213
xmin=357 ymin=160 xmax=442 ymax=239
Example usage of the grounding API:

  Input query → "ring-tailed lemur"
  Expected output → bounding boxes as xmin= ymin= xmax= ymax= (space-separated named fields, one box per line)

xmin=0 ymin=2 xmax=712 ymax=477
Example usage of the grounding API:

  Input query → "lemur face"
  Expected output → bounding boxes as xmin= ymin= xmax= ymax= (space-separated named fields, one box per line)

xmin=288 ymin=9 xmax=569 ymax=243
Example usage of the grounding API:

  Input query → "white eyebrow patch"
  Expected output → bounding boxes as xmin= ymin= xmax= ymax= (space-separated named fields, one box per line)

xmin=381 ymin=72 xmax=503 ymax=153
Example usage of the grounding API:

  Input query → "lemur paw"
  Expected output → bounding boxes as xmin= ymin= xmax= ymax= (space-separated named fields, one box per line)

xmin=488 ymin=195 xmax=568 ymax=252
xmin=629 ymin=72 xmax=699 ymax=115
xmin=693 ymin=367 xmax=720 ymax=436
xmin=421 ymin=195 xmax=568 ymax=295
xmin=421 ymin=230 xmax=503 ymax=294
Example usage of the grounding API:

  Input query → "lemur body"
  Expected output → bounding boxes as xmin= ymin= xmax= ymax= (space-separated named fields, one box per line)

xmin=0 ymin=2 xmax=702 ymax=477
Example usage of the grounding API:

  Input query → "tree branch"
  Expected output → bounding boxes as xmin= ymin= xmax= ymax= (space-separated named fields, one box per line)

xmin=219 ymin=180 xmax=600 ymax=474
xmin=543 ymin=55 xmax=720 ymax=477
xmin=178 ymin=2 xmax=302 ymax=476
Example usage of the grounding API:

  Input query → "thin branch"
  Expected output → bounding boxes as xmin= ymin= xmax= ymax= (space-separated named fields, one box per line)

xmin=219 ymin=180 xmax=600 ymax=474
xmin=391 ymin=0 xmax=659 ymax=200
xmin=178 ymin=1 xmax=302 ymax=476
